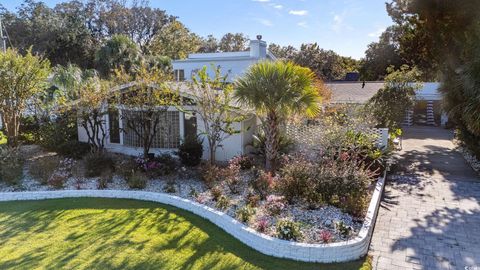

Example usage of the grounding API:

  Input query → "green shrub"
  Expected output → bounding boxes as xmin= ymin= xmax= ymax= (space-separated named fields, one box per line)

xmin=215 ymin=195 xmax=230 ymax=210
xmin=210 ymin=186 xmax=223 ymax=201
xmin=0 ymin=131 xmax=6 ymax=145
xmin=251 ymin=131 xmax=294 ymax=159
xmin=83 ymin=151 xmax=115 ymax=177
xmin=163 ymin=180 xmax=176 ymax=193
xmin=29 ymin=156 xmax=61 ymax=185
xmin=56 ymin=141 xmax=91 ymax=159
xmin=98 ymin=168 xmax=113 ymax=189
xmin=178 ymin=136 xmax=203 ymax=166
xmin=39 ymin=114 xmax=78 ymax=151
xmin=115 ymin=157 xmax=138 ymax=179
xmin=276 ymin=219 xmax=302 ymax=241
xmin=126 ymin=171 xmax=148 ymax=189
xmin=236 ymin=205 xmax=256 ymax=223
xmin=0 ymin=147 xmax=24 ymax=185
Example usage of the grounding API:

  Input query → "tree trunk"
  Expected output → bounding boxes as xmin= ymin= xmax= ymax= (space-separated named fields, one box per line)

xmin=5 ymin=113 xmax=19 ymax=147
xmin=209 ymin=139 xmax=216 ymax=165
xmin=264 ymin=112 xmax=279 ymax=174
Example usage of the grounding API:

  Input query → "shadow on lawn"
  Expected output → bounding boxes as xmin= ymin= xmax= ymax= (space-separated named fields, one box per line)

xmin=0 ymin=198 xmax=367 ymax=270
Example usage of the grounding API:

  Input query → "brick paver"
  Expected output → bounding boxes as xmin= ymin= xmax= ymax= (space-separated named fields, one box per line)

xmin=369 ymin=126 xmax=480 ymax=270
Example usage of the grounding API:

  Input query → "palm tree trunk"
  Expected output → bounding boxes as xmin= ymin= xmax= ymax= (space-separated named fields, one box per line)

xmin=264 ymin=111 xmax=279 ymax=174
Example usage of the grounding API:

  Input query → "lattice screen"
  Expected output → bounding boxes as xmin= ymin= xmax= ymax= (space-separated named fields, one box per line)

xmin=285 ymin=123 xmax=388 ymax=150
xmin=122 ymin=110 xmax=180 ymax=149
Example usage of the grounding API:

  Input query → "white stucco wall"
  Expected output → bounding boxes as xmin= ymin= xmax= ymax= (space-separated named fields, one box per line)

xmin=416 ymin=82 xmax=442 ymax=101
xmin=173 ymin=58 xmax=260 ymax=83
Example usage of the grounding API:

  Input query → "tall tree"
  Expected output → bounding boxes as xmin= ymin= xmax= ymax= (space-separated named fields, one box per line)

xmin=360 ymin=26 xmax=405 ymax=81
xmin=368 ymin=65 xmax=422 ymax=131
xmin=149 ymin=21 xmax=201 ymax=59
xmin=218 ymin=33 xmax=249 ymax=52
xmin=198 ymin=35 xmax=219 ymax=53
xmin=115 ymin=64 xmax=181 ymax=158
xmin=235 ymin=61 xmax=321 ymax=173
xmin=95 ymin=34 xmax=143 ymax=77
xmin=189 ymin=66 xmax=245 ymax=164
xmin=0 ymin=49 xmax=51 ymax=146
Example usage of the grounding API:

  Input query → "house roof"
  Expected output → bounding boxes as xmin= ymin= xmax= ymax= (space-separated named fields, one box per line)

xmin=325 ymin=81 xmax=442 ymax=104
xmin=325 ymin=82 xmax=384 ymax=104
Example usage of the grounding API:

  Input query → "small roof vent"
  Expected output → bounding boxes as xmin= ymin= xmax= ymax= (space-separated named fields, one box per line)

xmin=256 ymin=35 xmax=263 ymax=41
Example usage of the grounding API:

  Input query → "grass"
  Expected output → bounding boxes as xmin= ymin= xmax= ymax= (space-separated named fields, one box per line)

xmin=0 ymin=198 xmax=372 ymax=270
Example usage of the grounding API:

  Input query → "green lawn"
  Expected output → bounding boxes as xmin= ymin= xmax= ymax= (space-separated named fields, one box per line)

xmin=0 ymin=198 xmax=370 ymax=270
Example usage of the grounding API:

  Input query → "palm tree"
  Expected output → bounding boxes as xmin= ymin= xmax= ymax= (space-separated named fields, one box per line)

xmin=235 ymin=61 xmax=321 ymax=173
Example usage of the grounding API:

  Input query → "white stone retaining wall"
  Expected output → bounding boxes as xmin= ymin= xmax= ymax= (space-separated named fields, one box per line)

xmin=0 ymin=176 xmax=385 ymax=263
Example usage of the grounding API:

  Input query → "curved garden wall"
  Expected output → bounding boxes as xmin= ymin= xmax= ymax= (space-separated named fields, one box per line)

xmin=0 ymin=176 xmax=385 ymax=263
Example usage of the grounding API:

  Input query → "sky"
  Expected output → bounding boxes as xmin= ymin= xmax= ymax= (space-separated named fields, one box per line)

xmin=1 ymin=0 xmax=394 ymax=59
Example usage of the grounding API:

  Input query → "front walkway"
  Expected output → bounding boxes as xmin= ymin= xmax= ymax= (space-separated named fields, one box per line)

xmin=369 ymin=126 xmax=480 ymax=270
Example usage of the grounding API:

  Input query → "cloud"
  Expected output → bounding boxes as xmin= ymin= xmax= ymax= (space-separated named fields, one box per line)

xmin=368 ymin=27 xmax=386 ymax=38
xmin=331 ymin=12 xmax=353 ymax=32
xmin=297 ymin=21 xmax=308 ymax=28
xmin=271 ymin=4 xmax=283 ymax=9
xmin=252 ymin=0 xmax=271 ymax=2
xmin=289 ymin=10 xmax=308 ymax=16
xmin=255 ymin=18 xmax=274 ymax=27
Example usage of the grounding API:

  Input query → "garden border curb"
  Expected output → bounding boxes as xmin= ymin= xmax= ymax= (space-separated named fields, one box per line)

xmin=0 ymin=175 xmax=385 ymax=263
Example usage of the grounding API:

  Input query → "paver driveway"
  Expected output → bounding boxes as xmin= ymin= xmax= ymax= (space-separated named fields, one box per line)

xmin=369 ymin=126 xmax=480 ymax=270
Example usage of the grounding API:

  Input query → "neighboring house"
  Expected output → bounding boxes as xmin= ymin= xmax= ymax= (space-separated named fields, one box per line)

xmin=325 ymin=81 xmax=447 ymax=126
xmin=78 ymin=37 xmax=275 ymax=161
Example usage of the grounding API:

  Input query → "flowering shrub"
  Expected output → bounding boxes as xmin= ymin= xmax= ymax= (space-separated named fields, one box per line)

xmin=236 ymin=205 xmax=256 ymax=223
xmin=255 ymin=217 xmax=269 ymax=233
xmin=252 ymin=170 xmax=274 ymax=199
xmin=265 ymin=195 xmax=286 ymax=216
xmin=224 ymin=162 xmax=241 ymax=194
xmin=276 ymin=219 xmax=302 ymax=241
xmin=135 ymin=154 xmax=177 ymax=177
xmin=319 ymin=230 xmax=333 ymax=243
xmin=229 ymin=155 xmax=254 ymax=170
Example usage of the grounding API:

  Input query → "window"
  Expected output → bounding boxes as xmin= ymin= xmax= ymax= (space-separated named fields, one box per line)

xmin=174 ymin=69 xmax=185 ymax=82
xmin=108 ymin=109 xmax=120 ymax=144
xmin=122 ymin=110 xmax=180 ymax=149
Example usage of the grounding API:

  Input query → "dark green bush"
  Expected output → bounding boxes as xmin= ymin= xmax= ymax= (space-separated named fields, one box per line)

xmin=0 ymin=147 xmax=24 ymax=185
xmin=126 ymin=171 xmax=147 ymax=189
xmin=29 ymin=156 xmax=61 ymax=185
xmin=154 ymin=154 xmax=178 ymax=175
xmin=177 ymin=136 xmax=203 ymax=167
xmin=236 ymin=205 xmax=256 ymax=223
xmin=251 ymin=131 xmax=294 ymax=159
xmin=276 ymin=219 xmax=302 ymax=241
xmin=83 ymin=151 xmax=115 ymax=177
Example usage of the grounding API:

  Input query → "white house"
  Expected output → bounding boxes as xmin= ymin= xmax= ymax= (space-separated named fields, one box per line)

xmin=78 ymin=37 xmax=276 ymax=161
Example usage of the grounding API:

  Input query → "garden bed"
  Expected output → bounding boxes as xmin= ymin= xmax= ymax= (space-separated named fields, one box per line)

xmin=0 ymin=145 xmax=384 ymax=247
